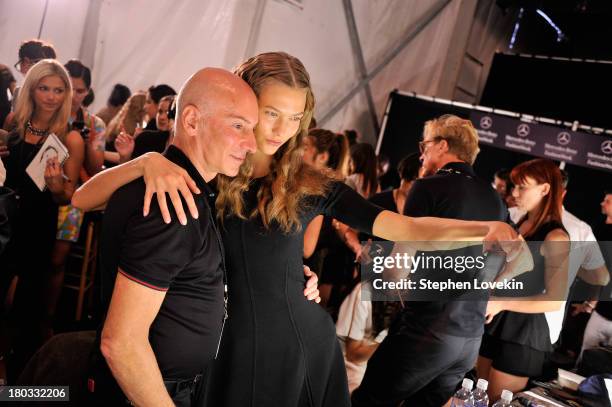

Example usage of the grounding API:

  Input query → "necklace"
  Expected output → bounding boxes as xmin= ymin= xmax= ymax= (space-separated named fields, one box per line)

xmin=26 ymin=120 xmax=49 ymax=137
xmin=436 ymin=167 xmax=473 ymax=179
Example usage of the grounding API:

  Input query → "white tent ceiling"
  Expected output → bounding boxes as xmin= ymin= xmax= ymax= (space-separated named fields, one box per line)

xmin=0 ymin=0 xmax=514 ymax=143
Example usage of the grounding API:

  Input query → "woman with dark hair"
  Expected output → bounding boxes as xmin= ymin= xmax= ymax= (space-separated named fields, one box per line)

xmin=64 ymin=59 xmax=106 ymax=176
xmin=73 ymin=53 xmax=522 ymax=406
xmin=302 ymin=128 xmax=349 ymax=177
xmin=478 ymin=158 xmax=570 ymax=401
xmin=0 ymin=65 xmax=16 ymax=129
xmin=1 ymin=59 xmax=83 ymax=376
xmin=113 ymin=94 xmax=176 ymax=162
xmin=346 ymin=142 xmax=379 ymax=198
xmin=143 ymin=84 xmax=176 ymax=131
xmin=302 ymin=129 xmax=353 ymax=310
xmin=96 ymin=83 xmax=131 ymax=125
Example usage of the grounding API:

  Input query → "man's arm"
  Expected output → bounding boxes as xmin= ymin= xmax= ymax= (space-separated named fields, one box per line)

xmin=101 ymin=271 xmax=174 ymax=407
xmin=578 ymin=265 xmax=610 ymax=287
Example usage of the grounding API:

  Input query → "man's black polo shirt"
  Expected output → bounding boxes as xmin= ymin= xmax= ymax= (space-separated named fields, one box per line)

xmin=100 ymin=145 xmax=225 ymax=379
xmin=399 ymin=161 xmax=508 ymax=337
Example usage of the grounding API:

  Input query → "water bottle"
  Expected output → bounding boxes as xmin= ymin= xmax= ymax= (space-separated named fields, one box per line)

xmin=492 ymin=390 xmax=513 ymax=407
xmin=473 ymin=379 xmax=489 ymax=407
xmin=451 ymin=378 xmax=475 ymax=407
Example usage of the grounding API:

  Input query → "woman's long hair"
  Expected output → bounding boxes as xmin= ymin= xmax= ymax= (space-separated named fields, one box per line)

xmin=308 ymin=128 xmax=350 ymax=178
xmin=106 ymin=92 xmax=146 ymax=142
xmin=14 ymin=59 xmax=72 ymax=140
xmin=216 ymin=52 xmax=329 ymax=233
xmin=511 ymin=158 xmax=563 ymax=237
xmin=350 ymin=142 xmax=378 ymax=198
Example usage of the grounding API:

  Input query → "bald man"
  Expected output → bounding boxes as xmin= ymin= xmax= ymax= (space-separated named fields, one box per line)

xmin=89 ymin=68 xmax=259 ymax=407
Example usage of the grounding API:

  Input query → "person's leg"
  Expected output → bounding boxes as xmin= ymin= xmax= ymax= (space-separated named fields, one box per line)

xmin=352 ymin=330 xmax=459 ymax=407
xmin=476 ymin=356 xmax=492 ymax=381
xmin=487 ymin=367 xmax=528 ymax=402
xmin=486 ymin=341 xmax=543 ymax=401
xmin=404 ymin=336 xmax=481 ymax=407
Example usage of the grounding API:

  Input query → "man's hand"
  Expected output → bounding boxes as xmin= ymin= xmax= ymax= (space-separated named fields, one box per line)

xmin=0 ymin=145 xmax=9 ymax=158
xmin=303 ymin=266 xmax=320 ymax=303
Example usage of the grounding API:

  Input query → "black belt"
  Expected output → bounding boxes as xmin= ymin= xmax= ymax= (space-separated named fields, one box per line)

xmin=163 ymin=373 xmax=203 ymax=396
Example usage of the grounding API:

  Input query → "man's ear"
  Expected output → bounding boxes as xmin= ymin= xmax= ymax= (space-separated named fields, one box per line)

xmin=181 ymin=105 xmax=199 ymax=137
xmin=439 ymin=139 xmax=450 ymax=153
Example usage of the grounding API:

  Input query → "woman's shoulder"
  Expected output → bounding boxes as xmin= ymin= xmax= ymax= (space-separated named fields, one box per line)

xmin=64 ymin=129 xmax=85 ymax=150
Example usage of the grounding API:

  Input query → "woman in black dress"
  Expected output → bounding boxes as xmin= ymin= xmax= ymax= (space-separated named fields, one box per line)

xmin=478 ymin=158 xmax=570 ymax=401
xmin=73 ymin=53 xmax=523 ymax=406
xmin=1 ymin=59 xmax=84 ymax=378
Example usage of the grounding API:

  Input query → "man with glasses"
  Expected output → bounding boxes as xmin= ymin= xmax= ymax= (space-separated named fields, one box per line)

xmin=3 ymin=39 xmax=57 ymax=131
xmin=353 ymin=114 xmax=511 ymax=407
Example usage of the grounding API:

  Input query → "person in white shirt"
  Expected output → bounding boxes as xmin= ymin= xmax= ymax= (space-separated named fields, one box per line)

xmin=336 ymin=283 xmax=400 ymax=393
xmin=508 ymin=169 xmax=609 ymax=344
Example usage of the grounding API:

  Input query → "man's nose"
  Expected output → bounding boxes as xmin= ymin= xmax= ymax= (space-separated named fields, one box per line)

xmin=243 ymin=130 xmax=257 ymax=153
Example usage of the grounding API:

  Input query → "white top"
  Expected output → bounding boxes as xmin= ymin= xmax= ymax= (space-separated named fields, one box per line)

xmin=508 ymin=206 xmax=606 ymax=343
xmin=0 ymin=158 xmax=5 ymax=187
xmin=336 ymin=283 xmax=387 ymax=393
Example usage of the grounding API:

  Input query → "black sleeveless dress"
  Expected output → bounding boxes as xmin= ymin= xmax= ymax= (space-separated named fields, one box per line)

xmin=204 ymin=180 xmax=383 ymax=407
xmin=480 ymin=220 xmax=568 ymax=376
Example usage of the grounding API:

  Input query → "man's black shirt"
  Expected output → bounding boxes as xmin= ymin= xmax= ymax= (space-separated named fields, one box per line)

xmin=399 ymin=161 xmax=508 ymax=337
xmin=132 ymin=130 xmax=171 ymax=159
xmin=99 ymin=145 xmax=225 ymax=379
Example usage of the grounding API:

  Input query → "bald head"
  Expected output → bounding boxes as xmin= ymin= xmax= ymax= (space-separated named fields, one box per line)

xmin=172 ymin=67 xmax=259 ymax=180
xmin=176 ymin=67 xmax=256 ymax=127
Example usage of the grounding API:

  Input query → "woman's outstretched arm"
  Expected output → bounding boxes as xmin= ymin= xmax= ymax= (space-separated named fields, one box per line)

xmin=72 ymin=152 xmax=200 ymax=224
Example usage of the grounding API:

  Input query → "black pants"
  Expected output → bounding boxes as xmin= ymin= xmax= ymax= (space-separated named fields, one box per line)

xmin=87 ymin=374 xmax=203 ymax=407
xmin=351 ymin=328 xmax=480 ymax=407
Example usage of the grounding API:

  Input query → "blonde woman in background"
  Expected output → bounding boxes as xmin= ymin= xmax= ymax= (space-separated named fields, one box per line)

xmin=0 ymin=59 xmax=84 ymax=378
xmin=103 ymin=92 xmax=146 ymax=164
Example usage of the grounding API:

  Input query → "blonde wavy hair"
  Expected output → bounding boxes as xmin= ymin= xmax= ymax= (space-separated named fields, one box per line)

xmin=216 ymin=52 xmax=329 ymax=233
xmin=106 ymin=92 xmax=146 ymax=142
xmin=14 ymin=59 xmax=72 ymax=140
xmin=423 ymin=114 xmax=480 ymax=164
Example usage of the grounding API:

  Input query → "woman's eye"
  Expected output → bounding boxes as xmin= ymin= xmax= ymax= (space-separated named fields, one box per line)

xmin=233 ymin=123 xmax=243 ymax=130
xmin=266 ymin=111 xmax=278 ymax=118
xmin=290 ymin=116 xmax=302 ymax=122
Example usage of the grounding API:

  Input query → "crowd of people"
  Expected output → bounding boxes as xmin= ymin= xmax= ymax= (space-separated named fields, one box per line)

xmin=0 ymin=37 xmax=610 ymax=407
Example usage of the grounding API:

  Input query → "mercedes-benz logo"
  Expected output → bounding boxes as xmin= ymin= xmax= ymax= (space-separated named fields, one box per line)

xmin=517 ymin=124 xmax=530 ymax=137
xmin=557 ymin=132 xmax=571 ymax=146
xmin=480 ymin=116 xmax=492 ymax=130
xmin=601 ymin=140 xmax=612 ymax=155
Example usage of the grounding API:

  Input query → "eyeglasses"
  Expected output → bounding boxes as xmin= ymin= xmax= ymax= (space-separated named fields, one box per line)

xmin=418 ymin=137 xmax=443 ymax=153
xmin=14 ymin=58 xmax=41 ymax=71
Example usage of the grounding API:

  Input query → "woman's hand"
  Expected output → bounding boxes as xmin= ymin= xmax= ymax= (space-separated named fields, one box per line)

xmin=485 ymin=300 xmax=504 ymax=324
xmin=44 ymin=157 xmax=65 ymax=194
xmin=140 ymin=152 xmax=201 ymax=225
xmin=303 ymin=265 xmax=320 ymax=303
xmin=114 ymin=131 xmax=135 ymax=162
